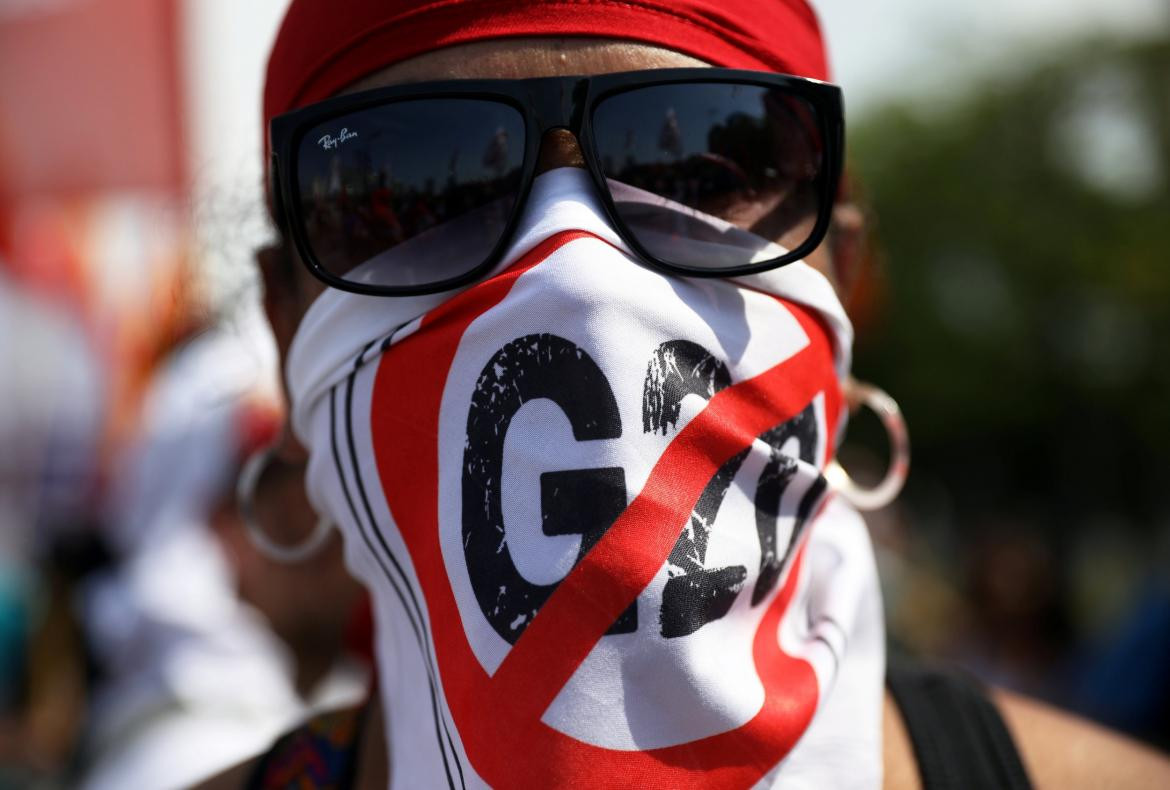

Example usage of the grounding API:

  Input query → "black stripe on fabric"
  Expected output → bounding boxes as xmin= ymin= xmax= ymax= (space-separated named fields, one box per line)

xmin=329 ymin=387 xmax=424 ymax=644
xmin=328 ymin=385 xmax=458 ymax=790
xmin=339 ymin=362 xmax=467 ymax=790
xmin=376 ymin=318 xmax=416 ymax=356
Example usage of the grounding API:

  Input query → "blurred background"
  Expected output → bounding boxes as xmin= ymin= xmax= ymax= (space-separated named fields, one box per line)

xmin=0 ymin=0 xmax=1167 ymax=786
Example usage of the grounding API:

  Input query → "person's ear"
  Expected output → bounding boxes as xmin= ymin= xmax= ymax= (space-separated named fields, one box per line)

xmin=829 ymin=202 xmax=866 ymax=302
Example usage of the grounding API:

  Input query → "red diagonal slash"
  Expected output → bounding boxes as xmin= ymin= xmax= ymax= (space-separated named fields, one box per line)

xmin=372 ymin=230 xmax=842 ymax=789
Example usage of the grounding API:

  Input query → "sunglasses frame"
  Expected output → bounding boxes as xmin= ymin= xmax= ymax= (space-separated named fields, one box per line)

xmin=269 ymin=67 xmax=844 ymax=297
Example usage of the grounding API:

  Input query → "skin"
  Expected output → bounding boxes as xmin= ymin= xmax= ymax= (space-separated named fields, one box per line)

xmin=201 ymin=37 xmax=1170 ymax=790
xmin=209 ymin=487 xmax=363 ymax=696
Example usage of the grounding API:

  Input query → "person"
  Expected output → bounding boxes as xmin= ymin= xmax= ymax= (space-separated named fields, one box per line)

xmin=78 ymin=323 xmax=368 ymax=790
xmin=202 ymin=1 xmax=1170 ymax=787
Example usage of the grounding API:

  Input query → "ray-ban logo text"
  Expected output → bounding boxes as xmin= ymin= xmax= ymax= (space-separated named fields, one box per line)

xmin=318 ymin=128 xmax=358 ymax=150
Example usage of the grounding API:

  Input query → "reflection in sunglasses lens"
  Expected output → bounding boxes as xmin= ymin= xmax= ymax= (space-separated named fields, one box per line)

xmin=593 ymin=83 xmax=824 ymax=270
xmin=296 ymin=99 xmax=525 ymax=288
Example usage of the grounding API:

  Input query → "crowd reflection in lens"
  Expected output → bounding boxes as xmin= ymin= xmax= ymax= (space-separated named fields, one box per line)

xmin=297 ymin=100 xmax=525 ymax=284
xmin=294 ymin=87 xmax=825 ymax=284
xmin=594 ymin=83 xmax=824 ymax=265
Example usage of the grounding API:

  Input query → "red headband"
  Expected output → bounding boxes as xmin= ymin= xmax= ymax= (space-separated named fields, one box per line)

xmin=264 ymin=0 xmax=830 ymax=132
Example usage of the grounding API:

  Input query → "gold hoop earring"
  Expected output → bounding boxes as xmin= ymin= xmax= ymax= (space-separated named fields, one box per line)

xmin=826 ymin=379 xmax=910 ymax=511
xmin=236 ymin=445 xmax=333 ymax=563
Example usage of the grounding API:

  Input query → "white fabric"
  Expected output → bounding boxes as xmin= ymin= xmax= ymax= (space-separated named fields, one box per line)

xmin=287 ymin=168 xmax=883 ymax=788
xmin=81 ymin=325 xmax=364 ymax=790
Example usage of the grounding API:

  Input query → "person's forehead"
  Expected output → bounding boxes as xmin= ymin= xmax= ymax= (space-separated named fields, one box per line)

xmin=343 ymin=37 xmax=710 ymax=94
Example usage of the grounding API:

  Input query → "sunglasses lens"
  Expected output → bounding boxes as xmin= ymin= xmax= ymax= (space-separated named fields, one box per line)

xmin=294 ymin=99 xmax=525 ymax=289
xmin=592 ymin=82 xmax=826 ymax=271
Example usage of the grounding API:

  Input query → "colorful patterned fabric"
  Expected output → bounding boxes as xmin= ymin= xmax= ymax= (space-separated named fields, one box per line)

xmin=249 ymin=704 xmax=366 ymax=790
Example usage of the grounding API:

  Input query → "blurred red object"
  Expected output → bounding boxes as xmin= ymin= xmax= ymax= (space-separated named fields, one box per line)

xmin=0 ymin=0 xmax=185 ymax=201
xmin=0 ymin=0 xmax=196 ymax=481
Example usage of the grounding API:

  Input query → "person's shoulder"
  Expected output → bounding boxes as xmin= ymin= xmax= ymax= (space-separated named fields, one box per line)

xmin=882 ymin=686 xmax=1170 ymax=789
xmin=993 ymin=689 xmax=1170 ymax=789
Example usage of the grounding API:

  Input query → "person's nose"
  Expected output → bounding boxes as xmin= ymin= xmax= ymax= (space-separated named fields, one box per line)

xmin=536 ymin=128 xmax=586 ymax=174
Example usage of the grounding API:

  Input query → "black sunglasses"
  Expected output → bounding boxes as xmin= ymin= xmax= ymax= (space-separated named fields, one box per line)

xmin=269 ymin=68 xmax=844 ymax=297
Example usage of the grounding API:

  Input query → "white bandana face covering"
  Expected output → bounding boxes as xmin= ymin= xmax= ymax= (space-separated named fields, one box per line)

xmin=287 ymin=168 xmax=885 ymax=789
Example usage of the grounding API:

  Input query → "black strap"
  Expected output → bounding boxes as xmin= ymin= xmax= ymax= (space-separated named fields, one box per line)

xmin=887 ymin=662 xmax=1032 ymax=790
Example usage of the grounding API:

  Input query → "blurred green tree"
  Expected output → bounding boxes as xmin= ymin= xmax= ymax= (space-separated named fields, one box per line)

xmin=849 ymin=36 xmax=1169 ymax=557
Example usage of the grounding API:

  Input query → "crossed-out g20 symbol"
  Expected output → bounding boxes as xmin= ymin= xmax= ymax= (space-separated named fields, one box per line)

xmin=462 ymin=333 xmax=824 ymax=645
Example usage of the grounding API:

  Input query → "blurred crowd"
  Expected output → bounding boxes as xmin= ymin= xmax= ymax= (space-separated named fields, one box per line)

xmin=0 ymin=280 xmax=371 ymax=789
xmin=1 ymin=2 xmax=1168 ymax=788
xmin=849 ymin=33 xmax=1170 ymax=746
